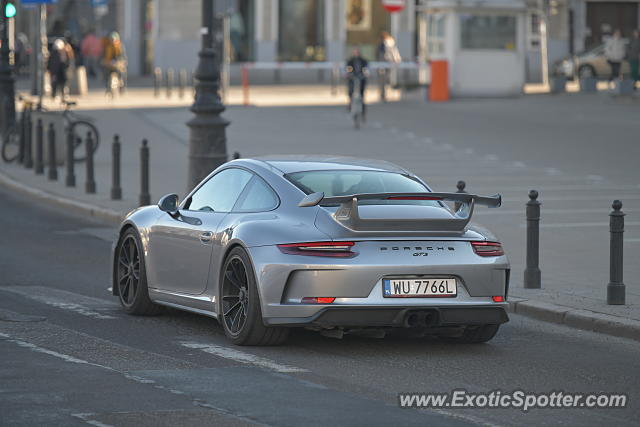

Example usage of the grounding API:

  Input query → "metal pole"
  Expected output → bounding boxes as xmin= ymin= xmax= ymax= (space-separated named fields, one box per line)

xmin=154 ymin=67 xmax=162 ymax=97
xmin=607 ymin=200 xmax=625 ymax=305
xmin=35 ymin=118 xmax=44 ymax=174
xmin=47 ymin=123 xmax=57 ymax=181
xmin=30 ymin=7 xmax=39 ymax=96
xmin=524 ymin=190 xmax=541 ymax=289
xmin=0 ymin=0 xmax=16 ymax=134
xmin=455 ymin=180 xmax=466 ymax=212
xmin=24 ymin=109 xmax=33 ymax=168
xmin=166 ymin=68 xmax=174 ymax=98
xmin=179 ymin=69 xmax=187 ymax=99
xmin=111 ymin=134 xmax=122 ymax=200
xmin=38 ymin=4 xmax=48 ymax=107
xmin=65 ymin=126 xmax=75 ymax=187
xmin=187 ymin=0 xmax=229 ymax=191
xmin=139 ymin=139 xmax=150 ymax=206
xmin=85 ymin=133 xmax=96 ymax=193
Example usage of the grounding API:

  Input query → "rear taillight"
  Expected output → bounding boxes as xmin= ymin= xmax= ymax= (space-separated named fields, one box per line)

xmin=277 ymin=241 xmax=357 ymax=258
xmin=471 ymin=241 xmax=504 ymax=257
xmin=301 ymin=297 xmax=336 ymax=304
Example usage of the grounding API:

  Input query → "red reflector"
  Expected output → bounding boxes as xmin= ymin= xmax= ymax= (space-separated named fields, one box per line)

xmin=471 ymin=241 xmax=504 ymax=257
xmin=301 ymin=297 xmax=335 ymax=304
xmin=492 ymin=296 xmax=504 ymax=302
xmin=386 ymin=196 xmax=442 ymax=201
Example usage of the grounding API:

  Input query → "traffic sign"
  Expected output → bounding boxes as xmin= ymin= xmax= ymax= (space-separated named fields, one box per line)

xmin=382 ymin=0 xmax=405 ymax=13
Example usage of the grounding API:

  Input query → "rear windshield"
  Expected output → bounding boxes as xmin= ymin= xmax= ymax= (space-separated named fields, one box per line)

xmin=286 ymin=170 xmax=440 ymax=206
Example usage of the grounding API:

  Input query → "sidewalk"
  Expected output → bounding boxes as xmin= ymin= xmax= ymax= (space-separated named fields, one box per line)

xmin=2 ymin=86 xmax=639 ymax=341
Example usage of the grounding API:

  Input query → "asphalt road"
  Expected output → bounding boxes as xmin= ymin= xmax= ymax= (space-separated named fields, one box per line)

xmin=1 ymin=186 xmax=639 ymax=427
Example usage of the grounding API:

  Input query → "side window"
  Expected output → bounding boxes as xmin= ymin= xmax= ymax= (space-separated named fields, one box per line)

xmin=187 ymin=168 xmax=252 ymax=212
xmin=234 ymin=176 xmax=279 ymax=212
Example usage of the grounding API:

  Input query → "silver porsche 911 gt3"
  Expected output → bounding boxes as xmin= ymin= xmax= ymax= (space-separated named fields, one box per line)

xmin=112 ymin=156 xmax=510 ymax=345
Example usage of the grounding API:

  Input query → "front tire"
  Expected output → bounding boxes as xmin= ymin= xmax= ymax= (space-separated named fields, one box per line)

xmin=115 ymin=229 xmax=161 ymax=315
xmin=440 ymin=324 xmax=499 ymax=344
xmin=220 ymin=247 xmax=289 ymax=346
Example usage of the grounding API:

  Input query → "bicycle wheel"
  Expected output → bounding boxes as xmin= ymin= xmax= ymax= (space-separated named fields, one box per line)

xmin=71 ymin=120 xmax=100 ymax=162
xmin=1 ymin=126 xmax=20 ymax=163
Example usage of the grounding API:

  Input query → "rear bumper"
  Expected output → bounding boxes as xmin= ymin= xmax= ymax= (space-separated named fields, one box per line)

xmin=264 ymin=305 xmax=509 ymax=328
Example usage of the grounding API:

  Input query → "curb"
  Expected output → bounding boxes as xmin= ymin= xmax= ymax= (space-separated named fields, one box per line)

xmin=2 ymin=168 xmax=639 ymax=343
xmin=0 ymin=169 xmax=123 ymax=226
xmin=509 ymin=298 xmax=640 ymax=342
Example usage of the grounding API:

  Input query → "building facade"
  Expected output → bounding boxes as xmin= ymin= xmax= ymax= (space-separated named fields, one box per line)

xmin=14 ymin=0 xmax=640 ymax=82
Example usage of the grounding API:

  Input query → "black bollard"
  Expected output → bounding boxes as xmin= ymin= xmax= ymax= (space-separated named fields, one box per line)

xmin=524 ymin=190 xmax=541 ymax=289
xmin=85 ymin=132 xmax=96 ymax=193
xmin=18 ymin=110 xmax=25 ymax=164
xmin=24 ymin=111 xmax=33 ymax=169
xmin=607 ymin=200 xmax=625 ymax=305
xmin=139 ymin=139 xmax=150 ymax=206
xmin=111 ymin=135 xmax=122 ymax=200
xmin=455 ymin=180 xmax=466 ymax=211
xmin=179 ymin=69 xmax=187 ymax=99
xmin=35 ymin=119 xmax=44 ymax=174
xmin=233 ymin=151 xmax=241 ymax=159
xmin=47 ymin=123 xmax=58 ymax=181
xmin=65 ymin=127 xmax=76 ymax=187
xmin=166 ymin=68 xmax=174 ymax=98
xmin=154 ymin=67 xmax=162 ymax=97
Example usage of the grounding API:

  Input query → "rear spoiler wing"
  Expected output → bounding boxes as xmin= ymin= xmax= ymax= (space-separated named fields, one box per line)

xmin=298 ymin=192 xmax=501 ymax=233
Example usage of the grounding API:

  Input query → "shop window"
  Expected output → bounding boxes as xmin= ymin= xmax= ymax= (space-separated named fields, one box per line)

xmin=426 ymin=13 xmax=446 ymax=57
xmin=278 ymin=0 xmax=325 ymax=61
xmin=460 ymin=14 xmax=517 ymax=50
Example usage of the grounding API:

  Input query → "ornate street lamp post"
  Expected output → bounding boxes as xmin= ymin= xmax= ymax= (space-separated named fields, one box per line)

xmin=187 ymin=0 xmax=229 ymax=191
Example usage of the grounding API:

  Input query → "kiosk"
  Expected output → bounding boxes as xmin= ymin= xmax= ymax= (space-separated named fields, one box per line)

xmin=422 ymin=0 xmax=527 ymax=97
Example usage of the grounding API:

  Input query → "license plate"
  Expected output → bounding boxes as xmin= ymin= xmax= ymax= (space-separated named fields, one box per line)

xmin=383 ymin=278 xmax=457 ymax=298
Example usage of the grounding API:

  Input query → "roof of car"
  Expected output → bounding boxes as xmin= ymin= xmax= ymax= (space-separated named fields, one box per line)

xmin=254 ymin=155 xmax=410 ymax=175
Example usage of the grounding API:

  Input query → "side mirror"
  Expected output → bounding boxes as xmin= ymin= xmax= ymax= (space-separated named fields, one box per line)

xmin=158 ymin=193 xmax=179 ymax=213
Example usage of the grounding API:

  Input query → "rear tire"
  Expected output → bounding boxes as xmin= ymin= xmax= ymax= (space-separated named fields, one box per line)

xmin=439 ymin=324 xmax=499 ymax=344
xmin=1 ymin=126 xmax=19 ymax=163
xmin=220 ymin=247 xmax=289 ymax=346
xmin=115 ymin=229 xmax=162 ymax=315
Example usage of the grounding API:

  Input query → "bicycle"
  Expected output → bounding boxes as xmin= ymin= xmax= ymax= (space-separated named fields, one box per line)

xmin=1 ymin=96 xmax=33 ymax=163
xmin=350 ymin=77 xmax=364 ymax=129
xmin=2 ymin=97 xmax=100 ymax=163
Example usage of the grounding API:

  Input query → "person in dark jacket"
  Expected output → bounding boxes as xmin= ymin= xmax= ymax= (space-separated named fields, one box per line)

xmin=48 ymin=38 xmax=70 ymax=100
xmin=346 ymin=47 xmax=369 ymax=114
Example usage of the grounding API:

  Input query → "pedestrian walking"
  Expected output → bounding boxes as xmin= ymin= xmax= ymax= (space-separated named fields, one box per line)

xmin=377 ymin=31 xmax=401 ymax=91
xmin=81 ymin=30 xmax=103 ymax=78
xmin=604 ymin=29 xmax=626 ymax=86
xmin=627 ymin=29 xmax=640 ymax=90
xmin=47 ymin=39 xmax=71 ymax=100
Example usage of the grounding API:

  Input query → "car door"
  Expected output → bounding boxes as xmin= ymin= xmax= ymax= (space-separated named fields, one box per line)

xmin=146 ymin=168 xmax=253 ymax=295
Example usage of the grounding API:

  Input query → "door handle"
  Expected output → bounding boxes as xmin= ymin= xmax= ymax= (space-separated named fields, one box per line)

xmin=199 ymin=231 xmax=213 ymax=243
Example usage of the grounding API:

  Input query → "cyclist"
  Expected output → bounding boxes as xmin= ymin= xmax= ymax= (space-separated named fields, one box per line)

xmin=346 ymin=47 xmax=369 ymax=118
xmin=101 ymin=32 xmax=127 ymax=94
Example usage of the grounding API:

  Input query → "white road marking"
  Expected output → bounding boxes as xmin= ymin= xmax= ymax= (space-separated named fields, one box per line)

xmin=624 ymin=238 xmax=640 ymax=243
xmin=405 ymin=131 xmax=415 ymax=139
xmin=483 ymin=154 xmax=498 ymax=161
xmin=1 ymin=286 xmax=116 ymax=319
xmin=72 ymin=414 xmax=115 ymax=427
xmin=181 ymin=342 xmax=308 ymax=373
xmin=512 ymin=161 xmax=526 ymax=168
